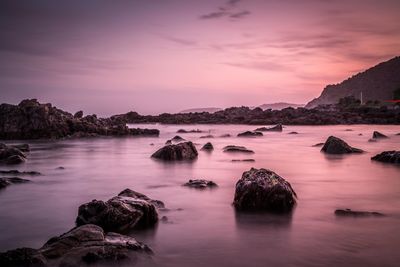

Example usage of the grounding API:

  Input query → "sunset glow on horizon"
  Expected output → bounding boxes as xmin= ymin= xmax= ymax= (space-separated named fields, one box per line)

xmin=1 ymin=0 xmax=399 ymax=115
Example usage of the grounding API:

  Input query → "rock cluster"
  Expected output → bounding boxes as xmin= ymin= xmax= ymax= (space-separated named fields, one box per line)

xmin=0 ymin=143 xmax=29 ymax=165
xmin=321 ymin=136 xmax=363 ymax=154
xmin=151 ymin=142 xmax=198 ymax=161
xmin=372 ymin=131 xmax=388 ymax=139
xmin=371 ymin=151 xmax=400 ymax=164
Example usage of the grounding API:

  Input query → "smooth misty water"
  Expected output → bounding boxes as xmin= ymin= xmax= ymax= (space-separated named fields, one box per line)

xmin=0 ymin=124 xmax=400 ymax=267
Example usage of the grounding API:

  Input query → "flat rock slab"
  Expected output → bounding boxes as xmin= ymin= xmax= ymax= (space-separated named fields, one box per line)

xmin=335 ymin=209 xmax=384 ymax=217
xmin=183 ymin=179 xmax=217 ymax=189
xmin=223 ymin=145 xmax=254 ymax=153
xmin=237 ymin=131 xmax=263 ymax=137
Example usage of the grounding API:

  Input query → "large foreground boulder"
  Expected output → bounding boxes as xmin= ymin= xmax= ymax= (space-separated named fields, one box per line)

xmin=76 ymin=189 xmax=163 ymax=233
xmin=371 ymin=151 xmax=400 ymax=164
xmin=233 ymin=168 xmax=297 ymax=212
xmin=0 ymin=224 xmax=152 ymax=267
xmin=151 ymin=141 xmax=198 ymax=161
xmin=321 ymin=136 xmax=363 ymax=154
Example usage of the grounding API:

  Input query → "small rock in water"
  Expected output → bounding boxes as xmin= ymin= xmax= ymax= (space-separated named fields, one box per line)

xmin=183 ymin=179 xmax=217 ymax=189
xmin=237 ymin=131 xmax=263 ymax=137
xmin=233 ymin=168 xmax=297 ymax=212
xmin=372 ymin=131 xmax=388 ymax=139
xmin=334 ymin=209 xmax=384 ymax=217
xmin=368 ymin=138 xmax=378 ymax=142
xmin=0 ymin=144 xmax=27 ymax=165
xmin=255 ymin=124 xmax=283 ymax=132
xmin=152 ymin=142 xmax=198 ymax=161
xmin=371 ymin=151 xmax=400 ymax=164
xmin=219 ymin=134 xmax=231 ymax=138
xmin=177 ymin=129 xmax=203 ymax=133
xmin=223 ymin=145 xmax=254 ymax=153
xmin=0 ymin=170 xmax=41 ymax=175
xmin=200 ymin=135 xmax=214 ymax=138
xmin=358 ymin=133 xmax=363 ymax=136
xmin=171 ymin=135 xmax=185 ymax=142
xmin=232 ymin=159 xmax=255 ymax=162
xmin=288 ymin=131 xmax=298 ymax=134
xmin=312 ymin=143 xmax=324 ymax=147
xmin=0 ymin=177 xmax=30 ymax=190
xmin=321 ymin=136 xmax=363 ymax=154
xmin=201 ymin=142 xmax=214 ymax=151
xmin=344 ymin=129 xmax=353 ymax=131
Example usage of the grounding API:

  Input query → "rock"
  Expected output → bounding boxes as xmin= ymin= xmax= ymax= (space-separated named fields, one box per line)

xmin=165 ymin=140 xmax=172 ymax=145
xmin=177 ymin=129 xmax=202 ymax=133
xmin=183 ymin=179 xmax=217 ymax=189
xmin=10 ymin=144 xmax=30 ymax=152
xmin=372 ymin=131 xmax=388 ymax=139
xmin=56 ymin=166 xmax=65 ymax=170
xmin=0 ymin=224 xmax=152 ymax=267
xmin=358 ymin=133 xmax=363 ymax=136
xmin=223 ymin=145 xmax=254 ymax=153
xmin=312 ymin=143 xmax=324 ymax=147
xmin=368 ymin=138 xmax=377 ymax=142
xmin=219 ymin=134 xmax=231 ymax=138
xmin=371 ymin=151 xmax=400 ymax=164
xmin=255 ymin=124 xmax=283 ymax=132
xmin=334 ymin=209 xmax=384 ymax=217
xmin=0 ymin=170 xmax=40 ymax=175
xmin=321 ymin=136 xmax=363 ymax=154
xmin=0 ymin=177 xmax=30 ymax=190
xmin=73 ymin=110 xmax=83 ymax=119
xmin=171 ymin=135 xmax=185 ymax=142
xmin=345 ymin=129 xmax=353 ymax=131
xmin=76 ymin=189 xmax=162 ymax=233
xmin=288 ymin=131 xmax=298 ymax=134
xmin=5 ymin=155 xmax=26 ymax=165
xmin=231 ymin=159 xmax=255 ymax=162
xmin=151 ymin=141 xmax=198 ymax=161
xmin=237 ymin=131 xmax=263 ymax=137
xmin=0 ymin=145 xmax=27 ymax=164
xmin=129 ymin=128 xmax=159 ymax=136
xmin=233 ymin=168 xmax=297 ymax=212
xmin=201 ymin=142 xmax=214 ymax=151
xmin=200 ymin=135 xmax=214 ymax=138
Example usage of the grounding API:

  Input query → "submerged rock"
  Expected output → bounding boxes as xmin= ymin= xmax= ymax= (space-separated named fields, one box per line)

xmin=201 ymin=142 xmax=214 ymax=151
xmin=0 ymin=170 xmax=40 ymax=175
xmin=0 ymin=144 xmax=27 ymax=165
xmin=76 ymin=189 xmax=163 ymax=233
xmin=237 ymin=131 xmax=263 ymax=137
xmin=233 ymin=168 xmax=297 ymax=212
xmin=288 ymin=131 xmax=298 ymax=134
xmin=223 ymin=145 xmax=254 ymax=153
xmin=183 ymin=179 xmax=217 ymax=189
xmin=321 ymin=136 xmax=363 ymax=154
xmin=200 ymin=135 xmax=214 ymax=139
xmin=177 ymin=129 xmax=203 ymax=133
xmin=171 ymin=135 xmax=185 ymax=142
xmin=334 ymin=209 xmax=384 ymax=217
xmin=0 ymin=224 xmax=152 ymax=267
xmin=255 ymin=124 xmax=283 ymax=132
xmin=219 ymin=134 xmax=231 ymax=138
xmin=0 ymin=177 xmax=30 ymax=189
xmin=312 ymin=143 xmax=324 ymax=147
xmin=372 ymin=131 xmax=388 ymax=139
xmin=232 ymin=159 xmax=255 ymax=162
xmin=371 ymin=151 xmax=400 ymax=164
xmin=151 ymin=142 xmax=198 ymax=161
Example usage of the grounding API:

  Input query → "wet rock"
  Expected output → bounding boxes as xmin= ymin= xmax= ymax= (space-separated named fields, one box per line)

xmin=368 ymin=138 xmax=377 ymax=142
xmin=0 ymin=224 xmax=152 ymax=267
xmin=165 ymin=140 xmax=172 ymax=145
xmin=183 ymin=179 xmax=217 ymax=189
xmin=0 ymin=177 xmax=30 ymax=190
xmin=312 ymin=143 xmax=324 ymax=147
xmin=5 ymin=155 xmax=26 ymax=165
xmin=0 ymin=170 xmax=40 ymax=175
xmin=219 ymin=134 xmax=231 ymax=138
xmin=334 ymin=209 xmax=384 ymax=217
xmin=372 ymin=131 xmax=388 ymax=139
xmin=151 ymin=141 xmax=198 ymax=161
xmin=344 ymin=129 xmax=353 ymax=131
xmin=255 ymin=124 xmax=283 ymax=132
xmin=321 ymin=136 xmax=363 ymax=154
xmin=76 ymin=189 xmax=162 ymax=233
xmin=73 ymin=110 xmax=83 ymax=119
xmin=56 ymin=166 xmax=65 ymax=170
xmin=371 ymin=151 xmax=400 ymax=164
xmin=237 ymin=131 xmax=263 ymax=137
xmin=201 ymin=142 xmax=214 ymax=151
xmin=171 ymin=135 xmax=185 ymax=142
xmin=200 ymin=135 xmax=214 ymax=138
xmin=288 ymin=131 xmax=298 ymax=134
xmin=10 ymin=144 xmax=30 ymax=152
xmin=231 ymin=159 xmax=255 ymax=162
xmin=130 ymin=128 xmax=159 ymax=136
xmin=223 ymin=145 xmax=254 ymax=153
xmin=177 ymin=129 xmax=202 ymax=133
xmin=0 ymin=145 xmax=27 ymax=165
xmin=233 ymin=168 xmax=297 ymax=212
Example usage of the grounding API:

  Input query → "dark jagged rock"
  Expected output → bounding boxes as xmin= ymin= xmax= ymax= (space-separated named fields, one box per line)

xmin=335 ymin=209 xmax=384 ymax=217
xmin=0 ymin=224 xmax=152 ymax=267
xmin=201 ymin=142 xmax=214 ymax=151
xmin=183 ymin=179 xmax=217 ymax=189
xmin=200 ymin=135 xmax=214 ymax=138
xmin=237 ymin=131 xmax=263 ymax=137
xmin=231 ymin=159 xmax=255 ymax=162
xmin=76 ymin=189 xmax=162 ymax=233
xmin=0 ymin=144 xmax=27 ymax=165
xmin=177 ymin=129 xmax=203 ymax=133
xmin=223 ymin=145 xmax=254 ymax=153
xmin=371 ymin=151 xmax=400 ymax=164
xmin=233 ymin=168 xmax=297 ymax=212
xmin=372 ymin=131 xmax=388 ymax=139
xmin=321 ymin=136 xmax=363 ymax=154
xmin=288 ymin=131 xmax=298 ymax=134
xmin=0 ymin=99 xmax=159 ymax=140
xmin=0 ymin=170 xmax=40 ymax=175
xmin=73 ymin=110 xmax=83 ymax=119
xmin=0 ymin=177 xmax=30 ymax=189
xmin=151 ymin=142 xmax=198 ymax=161
xmin=255 ymin=124 xmax=283 ymax=132
xmin=312 ymin=143 xmax=324 ymax=147
xmin=171 ymin=135 xmax=185 ymax=142
xmin=165 ymin=140 xmax=172 ymax=145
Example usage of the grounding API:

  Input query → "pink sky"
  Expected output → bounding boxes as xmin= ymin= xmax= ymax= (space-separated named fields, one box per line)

xmin=0 ymin=0 xmax=399 ymax=115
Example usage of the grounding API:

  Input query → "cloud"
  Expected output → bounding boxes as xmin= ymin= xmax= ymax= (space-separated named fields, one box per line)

xmin=159 ymin=35 xmax=198 ymax=46
xmin=223 ymin=61 xmax=293 ymax=72
xmin=199 ymin=0 xmax=250 ymax=20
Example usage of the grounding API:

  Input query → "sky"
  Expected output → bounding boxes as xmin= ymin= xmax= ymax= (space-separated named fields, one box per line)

xmin=0 ymin=0 xmax=399 ymax=116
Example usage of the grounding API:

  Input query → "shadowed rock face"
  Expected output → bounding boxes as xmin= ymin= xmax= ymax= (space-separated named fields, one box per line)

xmin=233 ymin=168 xmax=297 ymax=212
xmin=335 ymin=209 xmax=384 ymax=217
xmin=201 ymin=142 xmax=214 ymax=151
xmin=371 ymin=151 xmax=400 ymax=164
xmin=372 ymin=131 xmax=388 ymax=139
xmin=76 ymin=189 xmax=163 ymax=233
xmin=237 ymin=131 xmax=263 ymax=137
xmin=183 ymin=179 xmax=217 ymax=189
xmin=321 ymin=136 xmax=363 ymax=154
xmin=151 ymin=142 xmax=198 ymax=161
xmin=0 ymin=224 xmax=152 ymax=267
xmin=255 ymin=124 xmax=283 ymax=132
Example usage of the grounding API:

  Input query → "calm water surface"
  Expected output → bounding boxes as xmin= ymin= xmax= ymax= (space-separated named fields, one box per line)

xmin=1 ymin=124 xmax=400 ymax=267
